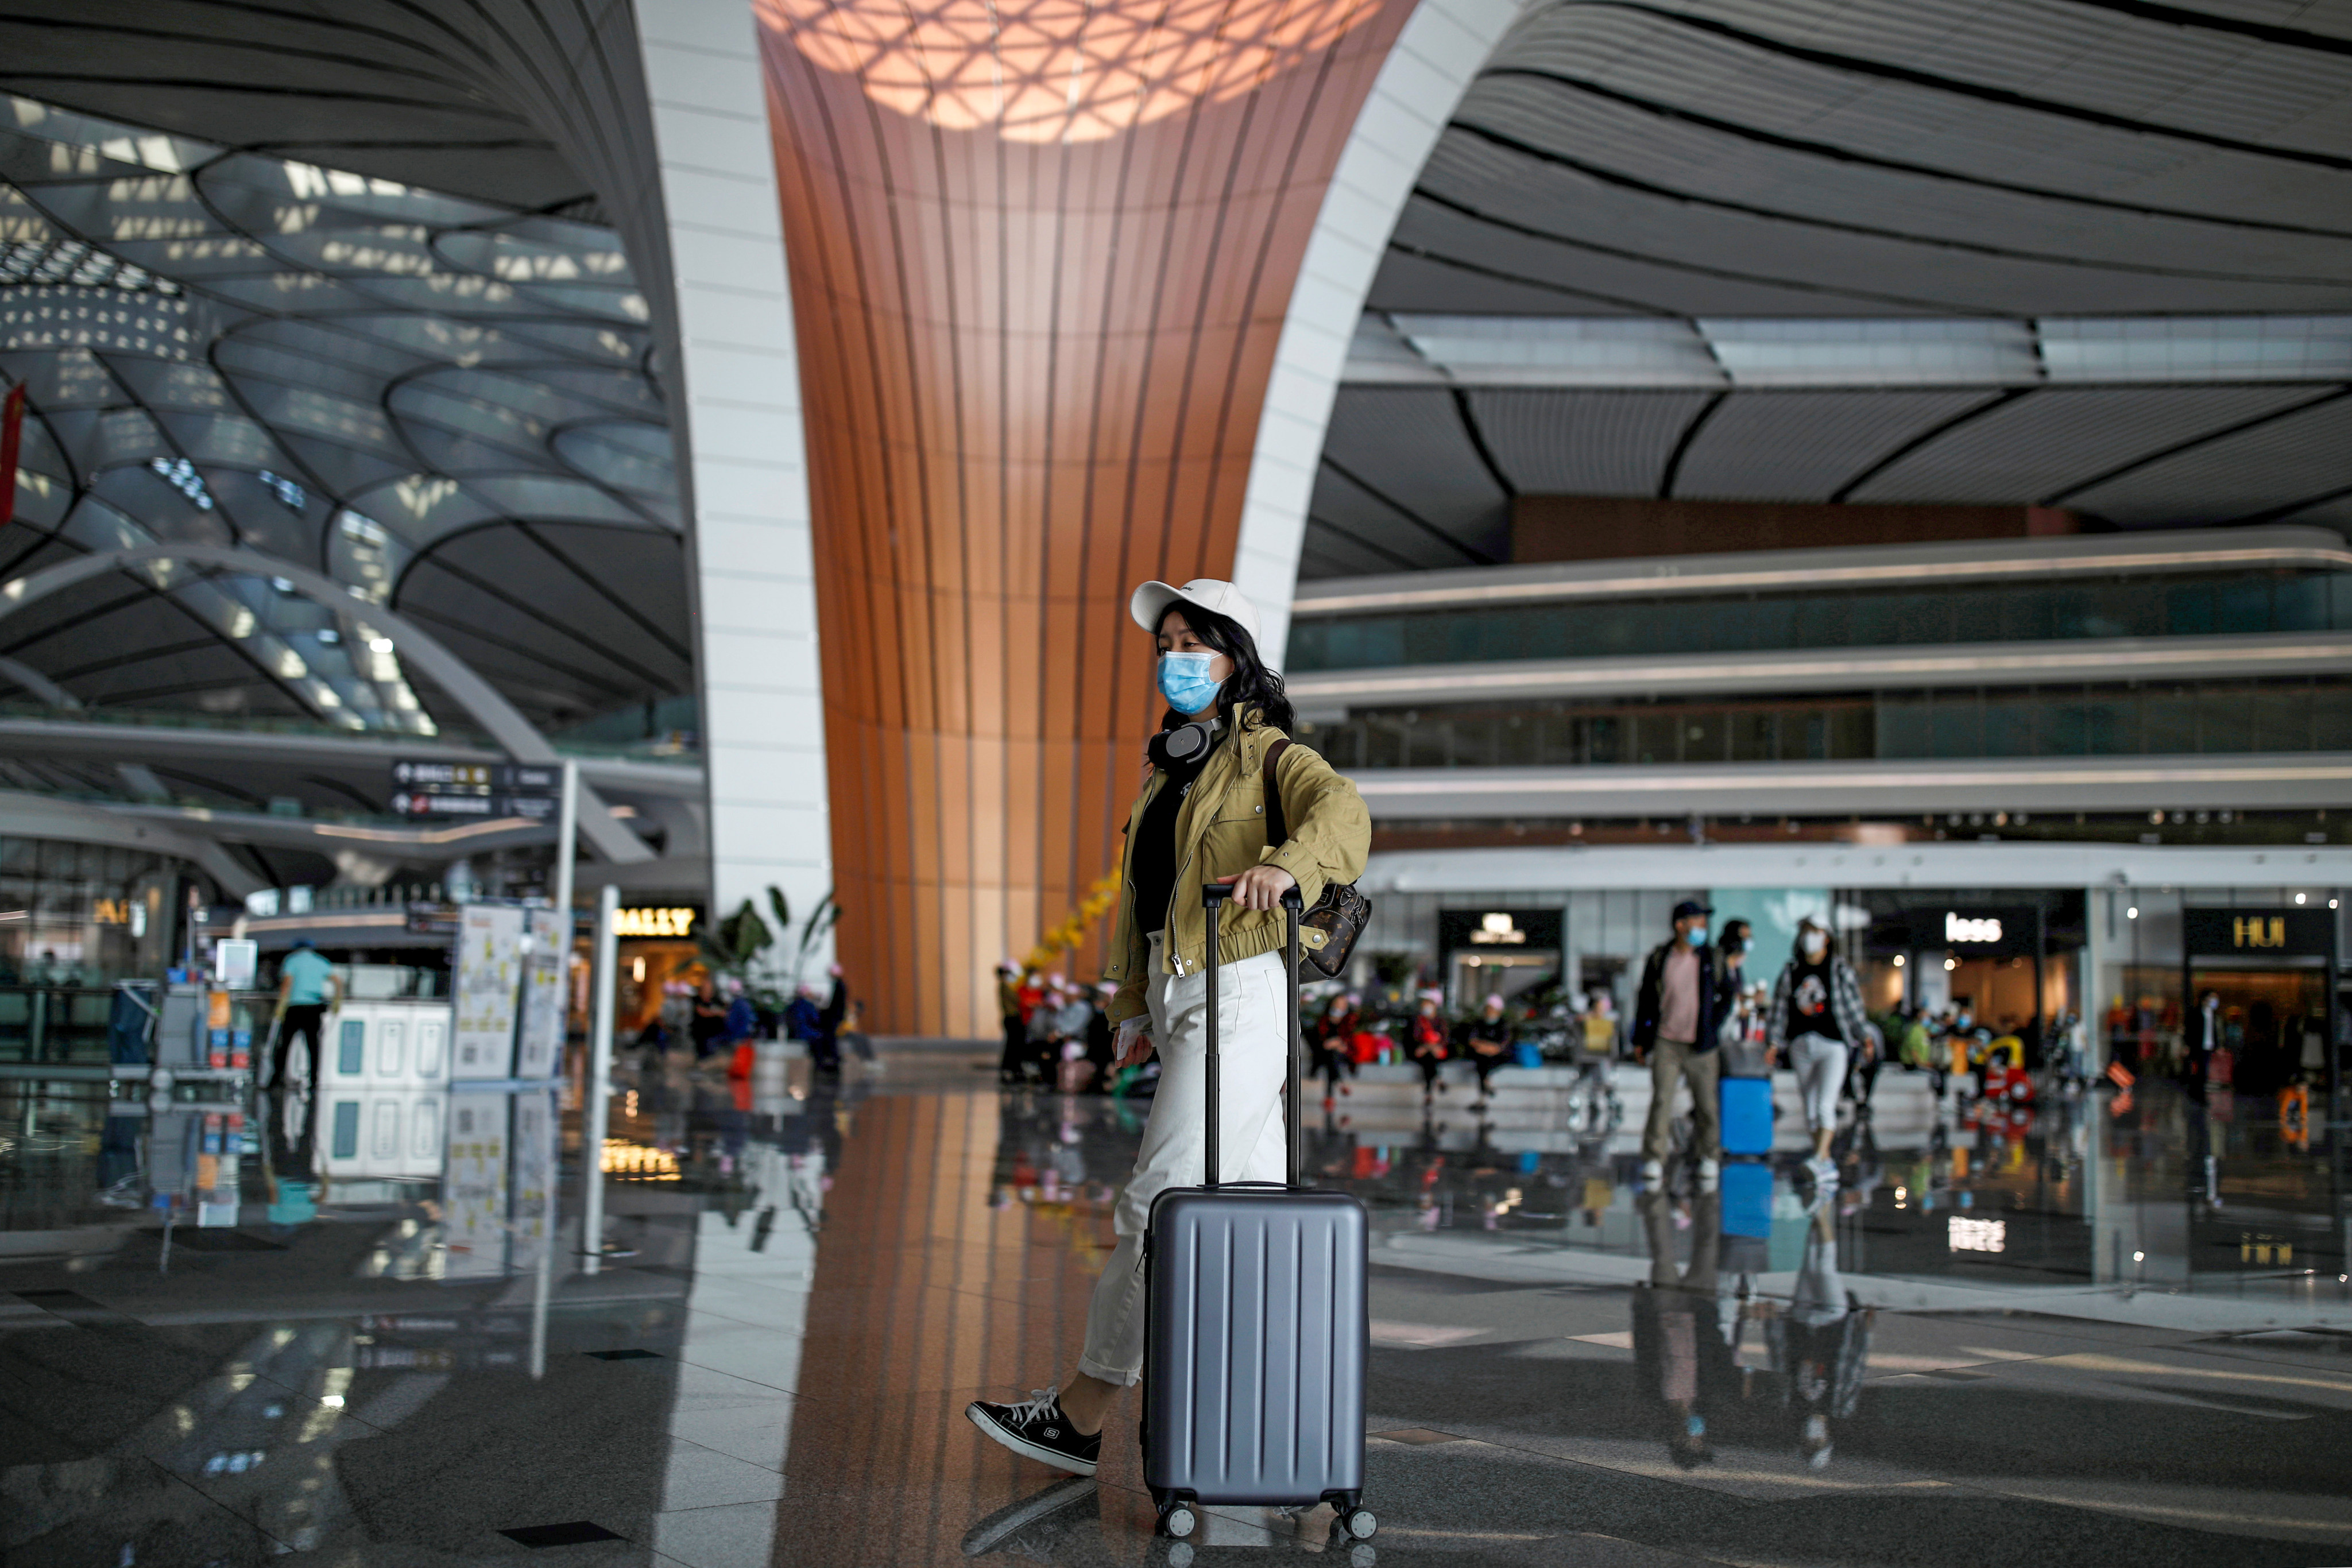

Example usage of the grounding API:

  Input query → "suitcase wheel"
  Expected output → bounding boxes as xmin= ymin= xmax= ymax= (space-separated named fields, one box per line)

xmin=1342 ymin=1506 xmax=1378 ymax=1541
xmin=1158 ymin=1502 xmax=1198 ymax=1539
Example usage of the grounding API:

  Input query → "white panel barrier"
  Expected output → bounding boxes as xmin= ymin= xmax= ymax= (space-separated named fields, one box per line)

xmin=320 ymin=998 xmax=454 ymax=1181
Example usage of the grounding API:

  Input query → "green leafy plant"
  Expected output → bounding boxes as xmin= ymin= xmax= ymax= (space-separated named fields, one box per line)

xmin=697 ymin=886 xmax=840 ymax=1011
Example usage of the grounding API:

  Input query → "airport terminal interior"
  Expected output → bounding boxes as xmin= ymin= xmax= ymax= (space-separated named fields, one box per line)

xmin=2 ymin=1 xmax=2351 ymax=1565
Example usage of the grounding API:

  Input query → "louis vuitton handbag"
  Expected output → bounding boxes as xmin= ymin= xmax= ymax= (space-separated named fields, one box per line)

xmin=1260 ymin=739 xmax=1371 ymax=981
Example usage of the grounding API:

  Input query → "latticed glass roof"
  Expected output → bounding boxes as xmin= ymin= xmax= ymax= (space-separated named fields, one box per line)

xmin=0 ymin=94 xmax=687 ymax=735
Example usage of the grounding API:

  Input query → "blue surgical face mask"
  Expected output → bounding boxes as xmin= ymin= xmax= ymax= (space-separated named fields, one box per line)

xmin=1685 ymin=926 xmax=1707 ymax=947
xmin=1158 ymin=649 xmax=1222 ymax=714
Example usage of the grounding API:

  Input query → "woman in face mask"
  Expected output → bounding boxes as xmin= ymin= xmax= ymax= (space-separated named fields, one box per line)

xmin=962 ymin=577 xmax=1371 ymax=1479
xmin=1764 ymin=917 xmax=1871 ymax=1188
xmin=1310 ymin=992 xmax=1358 ymax=1105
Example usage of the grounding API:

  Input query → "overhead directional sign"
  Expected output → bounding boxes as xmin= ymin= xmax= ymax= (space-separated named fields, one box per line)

xmin=390 ymin=758 xmax=564 ymax=819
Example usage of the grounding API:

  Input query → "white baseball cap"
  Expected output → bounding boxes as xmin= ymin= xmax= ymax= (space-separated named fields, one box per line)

xmin=1130 ymin=577 xmax=1262 ymax=647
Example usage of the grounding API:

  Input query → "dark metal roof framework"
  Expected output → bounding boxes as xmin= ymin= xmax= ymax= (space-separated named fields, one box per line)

xmin=0 ymin=91 xmax=689 ymax=737
xmin=1303 ymin=0 xmax=2352 ymax=577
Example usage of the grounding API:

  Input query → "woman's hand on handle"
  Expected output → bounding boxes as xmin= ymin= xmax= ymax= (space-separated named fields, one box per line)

xmin=1214 ymin=865 xmax=1297 ymax=911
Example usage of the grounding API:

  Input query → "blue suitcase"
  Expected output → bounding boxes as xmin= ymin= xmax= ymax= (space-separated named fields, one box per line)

xmin=1720 ymin=1075 xmax=1774 ymax=1156
xmin=1143 ymin=885 xmax=1376 ymax=1545
xmin=1720 ymin=1159 xmax=1773 ymax=1239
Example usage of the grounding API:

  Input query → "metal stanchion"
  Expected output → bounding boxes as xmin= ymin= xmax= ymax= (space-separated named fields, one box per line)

xmin=529 ymin=1194 xmax=554 ymax=1377
xmin=581 ymin=882 xmax=619 ymax=1273
xmin=551 ymin=760 xmax=578 ymax=938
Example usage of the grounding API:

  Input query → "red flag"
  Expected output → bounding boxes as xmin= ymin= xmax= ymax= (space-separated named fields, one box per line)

xmin=0 ymin=383 xmax=23 ymax=529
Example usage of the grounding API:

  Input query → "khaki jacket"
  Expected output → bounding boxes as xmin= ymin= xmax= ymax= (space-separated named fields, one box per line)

xmin=1102 ymin=710 xmax=1371 ymax=1026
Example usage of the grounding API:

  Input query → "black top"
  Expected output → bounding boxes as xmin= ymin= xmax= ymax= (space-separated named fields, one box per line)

xmin=1780 ymin=957 xmax=1844 ymax=1044
xmin=1129 ymin=741 xmax=1217 ymax=936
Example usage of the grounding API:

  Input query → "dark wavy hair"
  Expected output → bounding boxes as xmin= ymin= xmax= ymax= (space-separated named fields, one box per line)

xmin=1155 ymin=602 xmax=1295 ymax=734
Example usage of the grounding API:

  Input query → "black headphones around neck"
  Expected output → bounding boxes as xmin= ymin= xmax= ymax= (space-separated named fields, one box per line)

xmin=1148 ymin=715 xmax=1223 ymax=770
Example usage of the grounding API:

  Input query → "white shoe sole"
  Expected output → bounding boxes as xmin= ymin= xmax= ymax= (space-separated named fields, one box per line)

xmin=965 ymin=1404 xmax=1100 ymax=1477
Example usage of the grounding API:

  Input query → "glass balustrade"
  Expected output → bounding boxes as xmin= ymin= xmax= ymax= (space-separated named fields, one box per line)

xmin=1287 ymin=570 xmax=2352 ymax=672
xmin=1300 ymin=676 xmax=2352 ymax=769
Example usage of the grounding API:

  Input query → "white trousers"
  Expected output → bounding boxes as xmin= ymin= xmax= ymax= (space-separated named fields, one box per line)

xmin=1076 ymin=935 xmax=1289 ymax=1386
xmin=1789 ymin=1032 xmax=1848 ymax=1135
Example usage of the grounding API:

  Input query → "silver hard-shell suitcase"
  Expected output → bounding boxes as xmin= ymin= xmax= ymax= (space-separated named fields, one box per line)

xmin=1141 ymin=884 xmax=1377 ymax=1543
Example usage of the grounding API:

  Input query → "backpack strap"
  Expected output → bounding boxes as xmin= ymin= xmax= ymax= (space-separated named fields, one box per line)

xmin=1261 ymin=738 xmax=1293 ymax=847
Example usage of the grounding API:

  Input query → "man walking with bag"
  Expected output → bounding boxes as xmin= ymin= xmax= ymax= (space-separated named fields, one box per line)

xmin=1633 ymin=900 xmax=1723 ymax=1190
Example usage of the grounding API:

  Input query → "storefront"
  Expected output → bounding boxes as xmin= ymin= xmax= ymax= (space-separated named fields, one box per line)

xmin=2094 ymin=891 xmax=2345 ymax=1095
xmin=1852 ymin=893 xmax=2085 ymax=1053
xmin=607 ymin=904 xmax=705 ymax=1043
xmin=1436 ymin=908 xmax=1562 ymax=1009
xmin=0 ymin=837 xmax=191 ymax=1062
xmin=1367 ymin=886 xmax=2088 ymax=1047
xmin=2180 ymin=907 xmax=2336 ymax=1097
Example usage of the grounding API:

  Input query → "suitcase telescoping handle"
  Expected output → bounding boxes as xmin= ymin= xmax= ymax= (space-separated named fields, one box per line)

xmin=1200 ymin=882 xmax=1306 ymax=1190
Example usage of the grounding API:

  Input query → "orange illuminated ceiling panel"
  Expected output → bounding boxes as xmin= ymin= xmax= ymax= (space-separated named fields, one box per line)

xmin=758 ymin=0 xmax=1411 ymax=1034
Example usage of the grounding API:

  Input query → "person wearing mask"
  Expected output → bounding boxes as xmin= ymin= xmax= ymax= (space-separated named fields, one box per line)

xmin=1457 ymin=993 xmax=1513 ymax=1105
xmin=1631 ymin=900 xmax=1723 ymax=1189
xmin=1051 ymin=981 xmax=1095 ymax=1090
xmin=814 ymin=964 xmax=849 ymax=1073
xmin=1712 ymin=920 xmax=1762 ymax=1073
xmin=2184 ymin=989 xmax=2223 ymax=1089
xmin=1851 ymin=1017 xmax=1885 ymax=1120
xmin=719 ymin=981 xmax=759 ymax=1075
xmin=996 ymin=960 xmax=1027 ymax=1086
xmin=784 ymin=981 xmax=825 ymax=1062
xmin=271 ymin=939 xmax=339 ymax=1091
xmin=1028 ymin=974 xmax=1076 ymax=1082
xmin=1716 ymin=919 xmax=1751 ymax=997
xmin=1580 ymin=990 xmax=1618 ymax=1060
xmin=1084 ymin=982 xmax=1117 ymax=1086
xmin=690 ymin=976 xmax=729 ymax=1060
xmin=1765 ymin=917 xmax=1870 ymax=1187
xmin=963 ymin=576 xmax=1368 ymax=1477
xmin=1899 ymin=1006 xmax=1933 ymax=1073
xmin=1310 ymin=993 xmax=1358 ymax=1106
xmin=1407 ymin=992 xmax=1449 ymax=1100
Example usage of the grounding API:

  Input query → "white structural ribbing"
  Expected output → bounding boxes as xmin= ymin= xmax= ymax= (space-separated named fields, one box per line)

xmin=1360 ymin=842 xmax=2352 ymax=895
xmin=1229 ymin=0 xmax=1527 ymax=668
xmin=634 ymin=2 xmax=833 ymax=943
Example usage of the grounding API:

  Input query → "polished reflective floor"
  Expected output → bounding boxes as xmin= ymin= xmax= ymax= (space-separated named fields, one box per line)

xmin=5 ymin=1049 xmax=2351 ymax=1567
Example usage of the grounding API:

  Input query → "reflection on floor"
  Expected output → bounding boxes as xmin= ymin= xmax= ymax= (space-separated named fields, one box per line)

xmin=3 ymin=1048 xmax=2350 ymax=1566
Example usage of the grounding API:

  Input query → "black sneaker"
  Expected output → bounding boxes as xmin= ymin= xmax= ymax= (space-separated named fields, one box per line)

xmin=961 ymin=1476 xmax=1098 ymax=1558
xmin=965 ymin=1387 xmax=1101 ymax=1477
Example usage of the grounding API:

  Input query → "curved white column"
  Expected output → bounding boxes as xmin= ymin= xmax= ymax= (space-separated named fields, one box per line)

xmin=1230 ymin=0 xmax=1530 ymax=667
xmin=632 ymin=0 xmax=832 ymax=947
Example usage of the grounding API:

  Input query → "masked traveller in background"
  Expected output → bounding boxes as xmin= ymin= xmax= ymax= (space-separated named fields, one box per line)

xmin=1632 ymin=900 xmax=1723 ymax=1190
xmin=1457 ymin=993 xmax=1513 ymax=1106
xmin=1310 ymin=992 xmax=1358 ymax=1106
xmin=1765 ymin=917 xmax=1870 ymax=1188
xmin=962 ymin=577 xmax=1370 ymax=1478
xmin=1407 ymin=991 xmax=1449 ymax=1101
xmin=995 ymin=960 xmax=1027 ymax=1086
